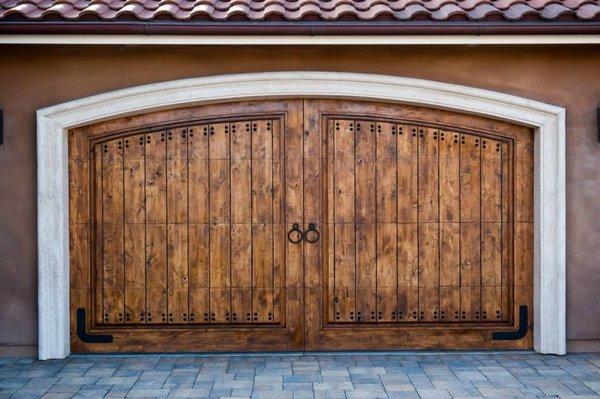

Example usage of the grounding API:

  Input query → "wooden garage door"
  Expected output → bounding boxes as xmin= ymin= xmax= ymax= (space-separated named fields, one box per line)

xmin=69 ymin=99 xmax=533 ymax=352
xmin=303 ymin=100 xmax=532 ymax=350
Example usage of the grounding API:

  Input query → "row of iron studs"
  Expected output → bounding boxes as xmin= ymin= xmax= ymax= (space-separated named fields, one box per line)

xmin=100 ymin=122 xmax=273 ymax=155
xmin=334 ymin=309 xmax=502 ymax=322
xmin=104 ymin=311 xmax=275 ymax=324
xmin=334 ymin=123 xmax=502 ymax=153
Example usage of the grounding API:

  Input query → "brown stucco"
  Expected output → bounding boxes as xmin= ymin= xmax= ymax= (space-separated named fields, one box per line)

xmin=0 ymin=44 xmax=599 ymax=355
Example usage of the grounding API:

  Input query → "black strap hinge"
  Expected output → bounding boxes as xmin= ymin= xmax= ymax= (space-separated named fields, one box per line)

xmin=492 ymin=305 xmax=528 ymax=341
xmin=77 ymin=308 xmax=114 ymax=344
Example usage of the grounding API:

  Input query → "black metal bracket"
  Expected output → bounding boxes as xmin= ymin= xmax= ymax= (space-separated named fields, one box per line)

xmin=76 ymin=308 xmax=113 ymax=344
xmin=492 ymin=305 xmax=528 ymax=341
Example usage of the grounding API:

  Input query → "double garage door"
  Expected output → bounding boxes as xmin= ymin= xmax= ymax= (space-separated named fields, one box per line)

xmin=69 ymin=99 xmax=533 ymax=352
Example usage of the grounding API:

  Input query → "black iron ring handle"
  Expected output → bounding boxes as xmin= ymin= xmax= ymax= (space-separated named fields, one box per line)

xmin=288 ymin=223 xmax=304 ymax=244
xmin=305 ymin=223 xmax=320 ymax=243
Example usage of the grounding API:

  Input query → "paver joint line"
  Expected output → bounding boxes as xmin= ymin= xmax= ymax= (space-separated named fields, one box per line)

xmin=0 ymin=353 xmax=599 ymax=398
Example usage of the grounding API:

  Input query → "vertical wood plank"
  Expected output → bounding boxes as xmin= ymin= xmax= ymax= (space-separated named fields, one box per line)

xmin=397 ymin=125 xmax=418 ymax=223
xmin=355 ymin=120 xmax=377 ymax=322
xmin=333 ymin=120 xmax=356 ymax=322
xmin=102 ymin=139 xmax=125 ymax=324
xmin=481 ymin=138 xmax=503 ymax=321
xmin=93 ymin=144 xmax=104 ymax=325
xmin=439 ymin=130 xmax=460 ymax=322
xmin=230 ymin=121 xmax=252 ymax=323
xmin=189 ymin=224 xmax=209 ymax=323
xmin=285 ymin=107 xmax=304 ymax=331
xmin=376 ymin=122 xmax=397 ymax=322
xmin=209 ymin=123 xmax=231 ymax=323
xmin=166 ymin=128 xmax=189 ymax=323
xmin=397 ymin=124 xmax=419 ymax=323
xmin=252 ymin=120 xmax=274 ymax=323
xmin=187 ymin=124 xmax=209 ymax=323
xmin=271 ymin=119 xmax=285 ymax=324
xmin=417 ymin=127 xmax=439 ymax=322
xmin=145 ymin=131 xmax=167 ymax=324
xmin=123 ymin=133 xmax=146 ymax=323
xmin=460 ymin=134 xmax=481 ymax=321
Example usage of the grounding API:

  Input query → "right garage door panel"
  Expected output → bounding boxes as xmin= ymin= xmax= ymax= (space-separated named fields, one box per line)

xmin=304 ymin=99 xmax=533 ymax=350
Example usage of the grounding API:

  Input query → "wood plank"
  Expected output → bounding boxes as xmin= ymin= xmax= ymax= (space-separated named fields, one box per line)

xmin=375 ymin=122 xmax=397 ymax=322
xmin=418 ymin=223 xmax=439 ymax=321
xmin=501 ymin=142 xmax=511 ymax=321
xmin=397 ymin=223 xmax=418 ymax=322
xmin=208 ymin=122 xmax=231 ymax=323
xmin=376 ymin=122 xmax=397 ymax=223
xmin=417 ymin=127 xmax=439 ymax=223
xmin=187 ymin=124 xmax=209 ymax=323
xmin=167 ymin=127 xmax=188 ymax=224
xmin=438 ymin=129 xmax=461 ymax=322
xmin=145 ymin=131 xmax=167 ymax=324
xmin=69 ymin=156 xmax=90 ymax=225
xmin=102 ymin=139 xmax=124 ymax=324
xmin=334 ymin=223 xmax=356 ymax=322
xmin=93 ymin=144 xmax=104 ymax=325
xmin=167 ymin=224 xmax=188 ymax=323
xmin=166 ymin=127 xmax=189 ymax=324
xmin=188 ymin=125 xmax=209 ymax=224
xmin=230 ymin=224 xmax=252 ymax=323
xmin=356 ymin=223 xmax=377 ymax=322
xmin=145 ymin=224 xmax=167 ymax=323
xmin=124 ymin=225 xmax=145 ymax=324
xmin=271 ymin=119 xmax=285 ymax=324
xmin=397 ymin=125 xmax=418 ymax=223
xmin=439 ymin=223 xmax=460 ymax=321
xmin=333 ymin=120 xmax=356 ymax=322
xmin=481 ymin=138 xmax=503 ymax=321
xmin=417 ymin=127 xmax=439 ymax=322
xmin=354 ymin=120 xmax=377 ymax=323
xmin=459 ymin=134 xmax=481 ymax=321
xmin=397 ymin=125 xmax=419 ymax=322
xmin=376 ymin=223 xmax=397 ymax=322
xmin=230 ymin=121 xmax=252 ymax=323
xmin=333 ymin=120 xmax=355 ymax=223
xmin=189 ymin=224 xmax=209 ymax=323
xmin=252 ymin=120 xmax=274 ymax=323
xmin=355 ymin=120 xmax=376 ymax=224
xmin=253 ymin=223 xmax=274 ymax=322
xmin=145 ymin=132 xmax=167 ymax=225
xmin=209 ymin=223 xmax=230 ymax=323
xmin=251 ymin=120 xmax=274 ymax=225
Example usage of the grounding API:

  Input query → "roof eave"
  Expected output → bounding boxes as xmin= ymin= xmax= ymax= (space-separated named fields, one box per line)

xmin=2 ymin=21 xmax=600 ymax=36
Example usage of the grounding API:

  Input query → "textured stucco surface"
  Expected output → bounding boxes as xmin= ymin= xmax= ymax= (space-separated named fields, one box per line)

xmin=0 ymin=44 xmax=599 ymax=353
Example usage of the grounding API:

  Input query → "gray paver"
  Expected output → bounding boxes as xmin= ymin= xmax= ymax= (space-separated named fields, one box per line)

xmin=0 ymin=353 xmax=599 ymax=398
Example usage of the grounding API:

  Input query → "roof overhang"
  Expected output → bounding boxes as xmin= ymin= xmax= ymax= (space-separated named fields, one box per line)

xmin=2 ymin=21 xmax=600 ymax=36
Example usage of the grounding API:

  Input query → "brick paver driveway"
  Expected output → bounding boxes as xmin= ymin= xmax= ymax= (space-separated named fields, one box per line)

xmin=2 ymin=352 xmax=600 ymax=398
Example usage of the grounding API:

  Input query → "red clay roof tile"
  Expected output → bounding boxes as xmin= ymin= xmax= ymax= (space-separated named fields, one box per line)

xmin=1 ymin=0 xmax=599 ymax=21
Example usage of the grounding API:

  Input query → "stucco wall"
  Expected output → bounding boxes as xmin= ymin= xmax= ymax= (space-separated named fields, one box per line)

xmin=0 ymin=44 xmax=599 ymax=355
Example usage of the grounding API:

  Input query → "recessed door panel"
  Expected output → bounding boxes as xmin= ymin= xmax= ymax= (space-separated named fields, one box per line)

xmin=302 ymin=99 xmax=533 ymax=351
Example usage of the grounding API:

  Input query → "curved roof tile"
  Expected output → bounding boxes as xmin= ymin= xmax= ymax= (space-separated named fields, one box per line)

xmin=0 ymin=0 xmax=599 ymax=21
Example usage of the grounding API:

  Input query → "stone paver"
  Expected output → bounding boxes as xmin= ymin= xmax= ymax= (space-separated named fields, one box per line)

xmin=1 ymin=353 xmax=600 ymax=398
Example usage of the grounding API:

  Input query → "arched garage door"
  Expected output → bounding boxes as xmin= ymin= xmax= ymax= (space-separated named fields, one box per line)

xmin=69 ymin=99 xmax=533 ymax=352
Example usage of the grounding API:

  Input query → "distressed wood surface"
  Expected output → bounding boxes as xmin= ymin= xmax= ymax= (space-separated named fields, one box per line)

xmin=70 ymin=99 xmax=532 ymax=352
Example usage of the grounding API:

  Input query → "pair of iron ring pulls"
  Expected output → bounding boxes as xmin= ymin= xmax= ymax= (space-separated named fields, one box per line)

xmin=288 ymin=223 xmax=320 ymax=244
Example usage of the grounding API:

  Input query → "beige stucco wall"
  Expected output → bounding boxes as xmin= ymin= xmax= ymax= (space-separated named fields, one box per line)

xmin=0 ymin=44 xmax=599 ymax=354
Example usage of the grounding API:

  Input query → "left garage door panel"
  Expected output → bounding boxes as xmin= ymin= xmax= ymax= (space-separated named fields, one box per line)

xmin=69 ymin=101 xmax=305 ymax=352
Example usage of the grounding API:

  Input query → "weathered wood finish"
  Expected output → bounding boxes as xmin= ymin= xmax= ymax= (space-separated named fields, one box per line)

xmin=69 ymin=99 xmax=533 ymax=352
xmin=303 ymin=99 xmax=532 ymax=351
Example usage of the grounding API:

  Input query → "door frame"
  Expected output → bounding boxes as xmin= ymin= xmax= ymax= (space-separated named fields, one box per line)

xmin=37 ymin=71 xmax=566 ymax=359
